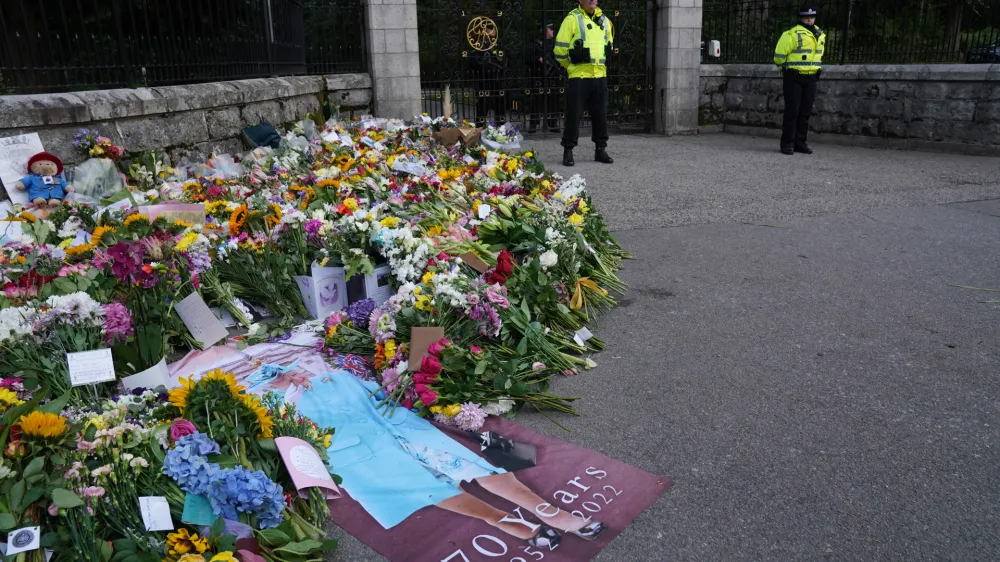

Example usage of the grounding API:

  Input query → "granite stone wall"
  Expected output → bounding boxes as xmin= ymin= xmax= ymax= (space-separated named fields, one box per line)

xmin=699 ymin=64 xmax=1000 ymax=155
xmin=0 ymin=73 xmax=373 ymax=169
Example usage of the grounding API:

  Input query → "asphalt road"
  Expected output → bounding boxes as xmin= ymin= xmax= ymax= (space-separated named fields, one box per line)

xmin=329 ymin=134 xmax=1000 ymax=561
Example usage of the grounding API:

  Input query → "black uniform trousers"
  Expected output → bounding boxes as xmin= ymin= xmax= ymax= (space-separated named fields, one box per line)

xmin=561 ymin=77 xmax=609 ymax=149
xmin=781 ymin=70 xmax=818 ymax=149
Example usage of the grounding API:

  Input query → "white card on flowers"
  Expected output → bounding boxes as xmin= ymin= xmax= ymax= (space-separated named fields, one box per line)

xmin=67 ymin=349 xmax=116 ymax=387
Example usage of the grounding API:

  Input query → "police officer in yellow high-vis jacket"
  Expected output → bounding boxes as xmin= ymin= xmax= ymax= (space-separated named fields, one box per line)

xmin=553 ymin=0 xmax=614 ymax=166
xmin=774 ymin=5 xmax=825 ymax=155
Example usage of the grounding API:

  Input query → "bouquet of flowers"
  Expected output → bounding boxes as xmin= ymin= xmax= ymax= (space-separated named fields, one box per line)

xmin=480 ymin=123 xmax=523 ymax=151
xmin=73 ymin=129 xmax=126 ymax=162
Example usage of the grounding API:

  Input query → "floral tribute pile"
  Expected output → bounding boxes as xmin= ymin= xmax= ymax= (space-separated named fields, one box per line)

xmin=0 ymin=115 xmax=628 ymax=560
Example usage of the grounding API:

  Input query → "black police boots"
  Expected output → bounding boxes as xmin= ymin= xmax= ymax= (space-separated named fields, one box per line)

xmin=781 ymin=145 xmax=795 ymax=155
xmin=563 ymin=147 xmax=575 ymax=167
xmin=595 ymin=148 xmax=613 ymax=164
xmin=794 ymin=144 xmax=813 ymax=154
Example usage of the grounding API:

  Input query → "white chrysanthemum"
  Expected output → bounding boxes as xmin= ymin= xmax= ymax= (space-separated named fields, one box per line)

xmin=43 ymin=292 xmax=103 ymax=325
xmin=0 ymin=306 xmax=35 ymax=343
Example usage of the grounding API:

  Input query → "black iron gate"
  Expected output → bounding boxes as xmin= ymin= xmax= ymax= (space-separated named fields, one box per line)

xmin=417 ymin=0 xmax=655 ymax=134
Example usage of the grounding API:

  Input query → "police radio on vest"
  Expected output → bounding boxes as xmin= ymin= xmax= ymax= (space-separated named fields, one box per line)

xmin=708 ymin=40 xmax=721 ymax=58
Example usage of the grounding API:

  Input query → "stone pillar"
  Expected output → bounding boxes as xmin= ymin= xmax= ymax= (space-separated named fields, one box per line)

xmin=653 ymin=0 xmax=703 ymax=134
xmin=364 ymin=0 xmax=422 ymax=119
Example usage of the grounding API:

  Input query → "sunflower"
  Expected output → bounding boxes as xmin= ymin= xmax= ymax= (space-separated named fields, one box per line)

xmin=168 ymin=376 xmax=198 ymax=412
xmin=173 ymin=219 xmax=194 ymax=229
xmin=300 ymin=187 xmax=317 ymax=211
xmin=123 ymin=213 xmax=151 ymax=228
xmin=65 ymin=243 xmax=94 ymax=257
xmin=202 ymin=369 xmax=245 ymax=396
xmin=90 ymin=225 xmax=116 ymax=246
xmin=265 ymin=203 xmax=283 ymax=229
xmin=228 ymin=204 xmax=248 ymax=234
xmin=166 ymin=528 xmax=209 ymax=556
xmin=240 ymin=393 xmax=274 ymax=438
xmin=18 ymin=411 xmax=67 ymax=438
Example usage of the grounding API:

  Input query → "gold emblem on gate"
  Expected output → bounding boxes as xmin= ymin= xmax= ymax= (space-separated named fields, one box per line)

xmin=467 ymin=16 xmax=499 ymax=51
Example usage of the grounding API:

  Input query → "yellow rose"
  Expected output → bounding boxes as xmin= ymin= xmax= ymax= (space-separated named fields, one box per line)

xmin=210 ymin=552 xmax=238 ymax=562
xmin=567 ymin=213 xmax=584 ymax=226
xmin=444 ymin=404 xmax=462 ymax=417
xmin=429 ymin=405 xmax=445 ymax=414
xmin=421 ymin=272 xmax=435 ymax=285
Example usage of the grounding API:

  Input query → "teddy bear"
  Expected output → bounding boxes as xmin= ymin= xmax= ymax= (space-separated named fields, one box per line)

xmin=14 ymin=152 xmax=74 ymax=208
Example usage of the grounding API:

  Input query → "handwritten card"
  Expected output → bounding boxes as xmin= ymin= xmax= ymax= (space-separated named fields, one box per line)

xmin=0 ymin=133 xmax=45 ymax=204
xmin=121 ymin=358 xmax=171 ymax=390
xmin=138 ymin=496 xmax=174 ymax=531
xmin=409 ymin=326 xmax=446 ymax=371
xmin=174 ymin=293 xmax=229 ymax=348
xmin=4 ymin=526 xmax=40 ymax=555
xmin=67 ymin=349 xmax=116 ymax=387
xmin=181 ymin=493 xmax=216 ymax=526
xmin=275 ymin=437 xmax=342 ymax=500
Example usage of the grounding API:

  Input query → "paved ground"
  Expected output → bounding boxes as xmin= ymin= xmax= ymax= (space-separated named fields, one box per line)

xmin=329 ymin=134 xmax=1000 ymax=561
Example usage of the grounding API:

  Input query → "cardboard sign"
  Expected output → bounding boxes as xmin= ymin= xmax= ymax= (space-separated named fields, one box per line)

xmin=294 ymin=261 xmax=348 ymax=320
xmin=0 ymin=133 xmax=45 ymax=204
xmin=431 ymin=127 xmax=482 ymax=147
xmin=459 ymin=252 xmax=490 ymax=274
xmin=138 ymin=496 xmax=175 ymax=531
xmin=121 ymin=358 xmax=171 ymax=390
xmin=275 ymin=437 xmax=342 ymax=500
xmin=174 ymin=293 xmax=230 ymax=348
xmin=67 ymin=349 xmax=117 ymax=387
xmin=408 ymin=326 xmax=446 ymax=371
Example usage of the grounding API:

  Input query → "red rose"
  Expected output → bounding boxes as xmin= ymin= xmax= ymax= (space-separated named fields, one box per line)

xmin=419 ymin=355 xmax=442 ymax=375
xmin=496 ymin=250 xmax=515 ymax=277
xmin=485 ymin=271 xmax=507 ymax=285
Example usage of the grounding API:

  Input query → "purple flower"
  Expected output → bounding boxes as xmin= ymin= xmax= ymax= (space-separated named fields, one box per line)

xmin=304 ymin=219 xmax=323 ymax=239
xmin=453 ymin=403 xmax=487 ymax=431
xmin=102 ymin=302 xmax=133 ymax=345
xmin=346 ymin=298 xmax=376 ymax=329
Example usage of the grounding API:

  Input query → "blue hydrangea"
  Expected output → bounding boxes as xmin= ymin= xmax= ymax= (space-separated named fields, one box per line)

xmin=208 ymin=466 xmax=286 ymax=529
xmin=162 ymin=432 xmax=223 ymax=496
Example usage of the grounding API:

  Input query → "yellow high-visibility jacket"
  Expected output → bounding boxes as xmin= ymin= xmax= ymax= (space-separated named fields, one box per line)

xmin=553 ymin=7 xmax=614 ymax=79
xmin=773 ymin=25 xmax=825 ymax=74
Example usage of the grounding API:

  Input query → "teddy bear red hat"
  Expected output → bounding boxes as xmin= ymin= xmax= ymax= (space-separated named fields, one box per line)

xmin=27 ymin=152 xmax=64 ymax=176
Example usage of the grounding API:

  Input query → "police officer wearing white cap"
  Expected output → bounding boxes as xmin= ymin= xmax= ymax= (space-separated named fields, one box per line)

xmin=773 ymin=5 xmax=826 ymax=155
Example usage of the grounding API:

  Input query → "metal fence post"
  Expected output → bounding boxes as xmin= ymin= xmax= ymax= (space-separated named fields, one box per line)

xmin=111 ymin=0 xmax=133 ymax=87
xmin=840 ymin=0 xmax=853 ymax=65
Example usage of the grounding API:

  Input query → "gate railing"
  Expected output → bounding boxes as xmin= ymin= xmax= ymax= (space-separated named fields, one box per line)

xmin=702 ymin=0 xmax=1000 ymax=65
xmin=0 ymin=0 xmax=367 ymax=95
